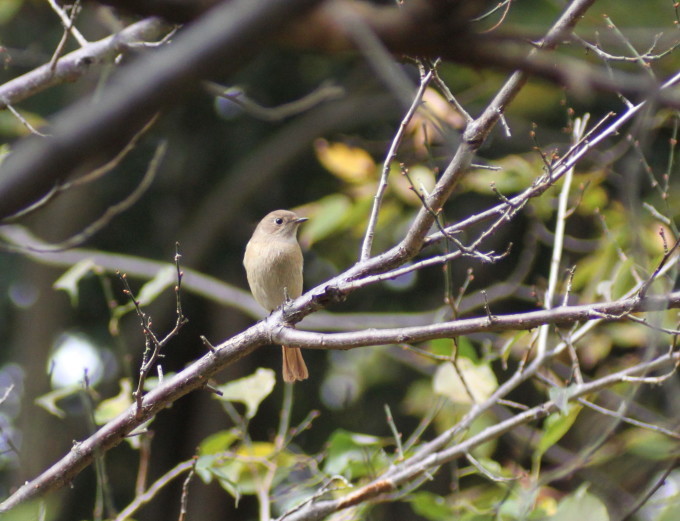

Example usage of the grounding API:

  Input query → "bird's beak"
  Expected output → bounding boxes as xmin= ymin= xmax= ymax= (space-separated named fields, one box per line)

xmin=295 ymin=217 xmax=308 ymax=224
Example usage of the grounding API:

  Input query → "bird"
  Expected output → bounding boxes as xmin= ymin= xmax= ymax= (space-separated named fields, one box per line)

xmin=243 ymin=209 xmax=309 ymax=382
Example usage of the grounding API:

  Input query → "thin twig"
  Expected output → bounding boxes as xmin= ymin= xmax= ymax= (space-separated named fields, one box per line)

xmin=178 ymin=456 xmax=198 ymax=521
xmin=384 ymin=404 xmax=404 ymax=461
xmin=466 ymin=452 xmax=516 ymax=482
xmin=114 ymin=460 xmax=197 ymax=521
xmin=2 ymin=114 xmax=160 ymax=224
xmin=577 ymin=398 xmax=680 ymax=439
xmin=1 ymin=98 xmax=49 ymax=137
xmin=205 ymin=81 xmax=345 ymax=121
xmin=48 ymin=0 xmax=83 ymax=72
xmin=276 ymin=381 xmax=294 ymax=449
xmin=46 ymin=0 xmax=88 ymax=47
xmin=124 ymin=244 xmax=188 ymax=417
xmin=360 ymin=70 xmax=433 ymax=261
xmin=622 ymin=457 xmax=680 ymax=520
xmin=135 ymin=433 xmax=153 ymax=496
xmin=536 ymin=115 xmax=588 ymax=358
xmin=638 ymin=232 xmax=680 ymax=299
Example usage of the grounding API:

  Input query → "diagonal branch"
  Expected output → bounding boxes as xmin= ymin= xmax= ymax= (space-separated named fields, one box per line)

xmin=360 ymin=69 xmax=433 ymax=261
xmin=0 ymin=0 xmax=657 ymax=514
xmin=277 ymin=348 xmax=680 ymax=521
xmin=0 ymin=17 xmax=168 ymax=109
xmin=399 ymin=0 xmax=598 ymax=258
xmin=0 ymin=0 xmax=324 ymax=220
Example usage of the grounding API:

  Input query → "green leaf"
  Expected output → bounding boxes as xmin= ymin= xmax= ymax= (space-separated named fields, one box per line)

xmin=195 ymin=429 xmax=241 ymax=486
xmin=0 ymin=0 xmax=22 ymax=25
xmin=214 ymin=368 xmax=276 ymax=419
xmin=54 ymin=259 xmax=97 ymax=306
xmin=551 ymin=484 xmax=609 ymax=521
xmin=94 ymin=379 xmax=133 ymax=425
xmin=234 ymin=442 xmax=293 ymax=493
xmin=533 ymin=402 xmax=582 ymax=471
xmin=456 ymin=337 xmax=478 ymax=362
xmin=409 ymin=491 xmax=454 ymax=520
xmin=198 ymin=429 xmax=240 ymax=456
xmin=429 ymin=338 xmax=454 ymax=357
xmin=323 ymin=429 xmax=390 ymax=479
xmin=299 ymin=194 xmax=352 ymax=245
xmin=110 ymin=265 xmax=177 ymax=334
xmin=216 ymin=476 xmax=241 ymax=506
xmin=197 ymin=441 xmax=294 ymax=499
xmin=94 ymin=378 xmax=154 ymax=449
xmin=622 ymin=429 xmax=679 ymax=461
xmin=428 ymin=338 xmax=478 ymax=362
xmin=433 ymin=360 xmax=498 ymax=405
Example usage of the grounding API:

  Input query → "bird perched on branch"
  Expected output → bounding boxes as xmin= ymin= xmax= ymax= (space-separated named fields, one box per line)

xmin=243 ymin=209 xmax=309 ymax=383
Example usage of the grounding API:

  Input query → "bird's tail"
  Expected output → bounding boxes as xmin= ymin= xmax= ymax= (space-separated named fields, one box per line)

xmin=281 ymin=346 xmax=309 ymax=383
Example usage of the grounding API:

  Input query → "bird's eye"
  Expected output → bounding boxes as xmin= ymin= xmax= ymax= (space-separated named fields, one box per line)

xmin=275 ymin=218 xmax=283 ymax=225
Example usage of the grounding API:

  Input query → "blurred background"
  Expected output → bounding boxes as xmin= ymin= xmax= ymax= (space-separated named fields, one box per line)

xmin=0 ymin=1 xmax=679 ymax=520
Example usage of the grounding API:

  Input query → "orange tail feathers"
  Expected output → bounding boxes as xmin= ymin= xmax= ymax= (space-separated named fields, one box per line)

xmin=281 ymin=346 xmax=309 ymax=383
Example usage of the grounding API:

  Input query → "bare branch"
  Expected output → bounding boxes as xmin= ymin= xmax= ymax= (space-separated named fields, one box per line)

xmin=360 ymin=69 xmax=433 ymax=261
xmin=275 ymin=291 xmax=680 ymax=350
xmin=114 ymin=459 xmax=197 ymax=521
xmin=3 ymin=1 xmax=679 ymax=516
xmin=46 ymin=0 xmax=89 ymax=47
xmin=0 ymin=0 xmax=324 ymax=220
xmin=0 ymin=18 xmax=169 ymax=109
xmin=278 ymin=349 xmax=680 ymax=521
xmin=205 ymin=81 xmax=345 ymax=122
xmin=48 ymin=0 xmax=84 ymax=72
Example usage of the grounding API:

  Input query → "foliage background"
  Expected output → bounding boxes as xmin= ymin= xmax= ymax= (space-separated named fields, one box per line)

xmin=0 ymin=1 xmax=679 ymax=520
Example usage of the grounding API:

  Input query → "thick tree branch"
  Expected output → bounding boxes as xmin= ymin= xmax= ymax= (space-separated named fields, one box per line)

xmin=0 ymin=0 xmax=324 ymax=220
xmin=0 ymin=224 xmax=439 ymax=331
xmin=2 ymin=0 xmax=675 ymax=514
xmin=275 ymin=292 xmax=680 ymax=349
xmin=2 ymin=278 xmax=677 ymax=512
xmin=272 ymin=0 xmax=609 ymax=329
xmin=0 ymin=321 xmax=269 ymax=513
xmin=2 ymin=0 xmax=677 ymax=223
xmin=398 ymin=0 xmax=597 ymax=257
xmin=97 ymin=0 xmax=680 ymax=107
xmin=0 ymin=18 xmax=169 ymax=109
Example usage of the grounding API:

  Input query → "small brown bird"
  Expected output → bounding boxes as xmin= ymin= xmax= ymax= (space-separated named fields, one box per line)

xmin=243 ymin=210 xmax=309 ymax=383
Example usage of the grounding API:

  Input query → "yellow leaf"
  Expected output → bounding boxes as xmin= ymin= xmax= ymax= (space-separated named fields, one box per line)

xmin=406 ymin=87 xmax=466 ymax=156
xmin=94 ymin=379 xmax=133 ymax=425
xmin=390 ymin=164 xmax=436 ymax=206
xmin=314 ymin=139 xmax=376 ymax=184
xmin=433 ymin=359 xmax=498 ymax=404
